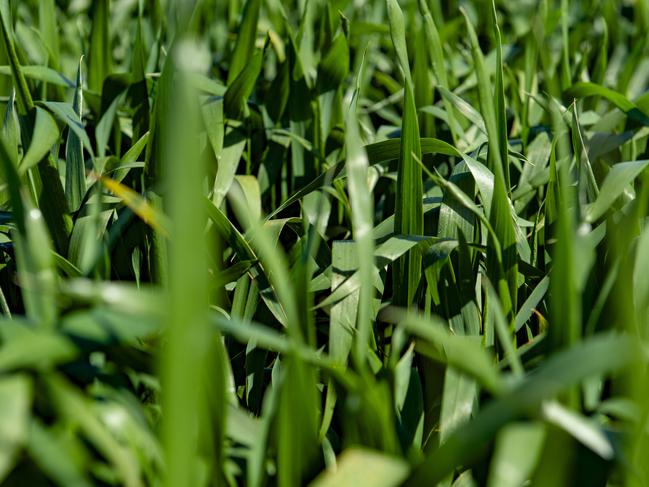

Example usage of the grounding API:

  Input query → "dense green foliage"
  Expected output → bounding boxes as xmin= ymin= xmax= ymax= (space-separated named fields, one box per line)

xmin=0 ymin=0 xmax=648 ymax=485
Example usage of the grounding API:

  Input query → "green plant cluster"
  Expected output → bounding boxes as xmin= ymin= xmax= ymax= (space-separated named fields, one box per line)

xmin=0 ymin=0 xmax=647 ymax=485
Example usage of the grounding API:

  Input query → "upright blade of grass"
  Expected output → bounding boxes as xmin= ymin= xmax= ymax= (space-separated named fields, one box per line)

xmin=161 ymin=40 xmax=223 ymax=487
xmin=2 ymin=89 xmax=18 ymax=167
xmin=87 ymin=0 xmax=111 ymax=92
xmin=413 ymin=26 xmax=434 ymax=138
xmin=13 ymin=194 xmax=58 ymax=329
xmin=224 ymin=48 xmax=263 ymax=119
xmin=95 ymin=94 xmax=120 ymax=159
xmin=486 ymin=281 xmax=524 ymax=376
xmin=570 ymin=105 xmax=598 ymax=207
xmin=434 ymin=162 xmax=481 ymax=457
xmin=417 ymin=0 xmax=459 ymax=143
xmin=39 ymin=0 xmax=60 ymax=65
xmin=316 ymin=33 xmax=348 ymax=148
xmin=227 ymin=0 xmax=261 ymax=84
xmin=560 ymin=0 xmax=571 ymax=90
xmin=38 ymin=0 xmax=62 ymax=103
xmin=520 ymin=31 xmax=539 ymax=149
xmin=549 ymin=148 xmax=580 ymax=360
xmin=329 ymin=241 xmax=358 ymax=365
xmin=346 ymin=54 xmax=375 ymax=366
xmin=285 ymin=25 xmax=314 ymax=189
xmin=128 ymin=18 xmax=151 ymax=142
xmin=463 ymin=9 xmax=517 ymax=317
xmin=634 ymin=224 xmax=649 ymax=319
xmin=277 ymin=355 xmax=321 ymax=487
xmin=387 ymin=0 xmax=423 ymax=307
xmin=65 ymin=59 xmax=87 ymax=213
xmin=491 ymin=2 xmax=510 ymax=190
xmin=0 ymin=2 xmax=32 ymax=114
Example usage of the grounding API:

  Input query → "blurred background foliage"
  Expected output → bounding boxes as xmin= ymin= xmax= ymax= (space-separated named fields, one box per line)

xmin=0 ymin=0 xmax=647 ymax=486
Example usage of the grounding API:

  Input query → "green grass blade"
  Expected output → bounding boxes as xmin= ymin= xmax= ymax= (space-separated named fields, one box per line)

xmin=19 ymin=107 xmax=60 ymax=173
xmin=491 ymin=1 xmax=510 ymax=190
xmin=65 ymin=59 xmax=87 ymax=212
xmin=329 ymin=241 xmax=358 ymax=365
xmin=345 ymin=57 xmax=375 ymax=366
xmin=87 ymin=0 xmax=111 ymax=92
xmin=549 ymin=151 xmax=580 ymax=358
xmin=388 ymin=0 xmax=423 ymax=307
xmin=224 ymin=48 xmax=263 ymax=119
xmin=462 ymin=8 xmax=517 ymax=317
xmin=227 ymin=0 xmax=261 ymax=84
xmin=0 ymin=2 xmax=33 ymax=114
xmin=417 ymin=0 xmax=459 ymax=142
xmin=408 ymin=334 xmax=637 ymax=484
xmin=309 ymin=448 xmax=409 ymax=487
xmin=160 ymin=41 xmax=219 ymax=487
xmin=585 ymin=160 xmax=649 ymax=222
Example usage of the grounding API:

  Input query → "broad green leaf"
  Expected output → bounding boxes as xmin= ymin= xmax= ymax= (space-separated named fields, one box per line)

xmin=0 ymin=65 xmax=72 ymax=87
xmin=213 ymin=126 xmax=246 ymax=207
xmin=27 ymin=419 xmax=93 ymax=487
xmin=0 ymin=375 xmax=32 ymax=483
xmin=487 ymin=423 xmax=546 ymax=487
xmin=329 ymin=241 xmax=358 ymax=364
xmin=566 ymin=82 xmax=649 ymax=126
xmin=541 ymin=400 xmax=614 ymax=459
xmin=0 ymin=325 xmax=77 ymax=371
xmin=309 ymin=448 xmax=409 ymax=487
xmin=13 ymin=196 xmax=58 ymax=328
xmin=227 ymin=0 xmax=261 ymax=84
xmin=40 ymin=101 xmax=94 ymax=155
xmin=515 ymin=276 xmax=549 ymax=331
xmin=389 ymin=311 xmax=504 ymax=395
xmin=365 ymin=137 xmax=459 ymax=163
xmin=585 ymin=160 xmax=649 ymax=222
xmin=20 ymin=107 xmax=60 ymax=172
xmin=224 ymin=49 xmax=263 ymax=119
